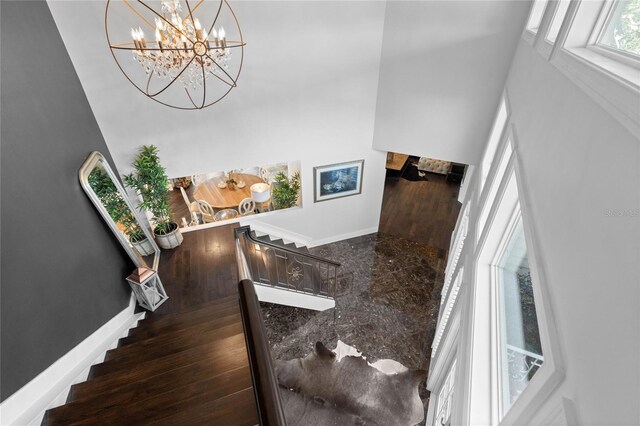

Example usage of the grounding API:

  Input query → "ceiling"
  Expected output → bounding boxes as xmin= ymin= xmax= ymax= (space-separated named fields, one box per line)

xmin=47 ymin=0 xmax=531 ymax=175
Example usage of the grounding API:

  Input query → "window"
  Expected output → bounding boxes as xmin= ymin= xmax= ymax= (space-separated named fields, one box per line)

xmin=596 ymin=0 xmax=640 ymax=57
xmin=552 ymin=0 xmax=640 ymax=138
xmin=545 ymin=0 xmax=572 ymax=43
xmin=496 ymin=218 xmax=544 ymax=417
xmin=480 ymin=97 xmax=508 ymax=192
xmin=526 ymin=0 xmax=550 ymax=33
xmin=478 ymin=137 xmax=512 ymax=241
xmin=435 ymin=359 xmax=457 ymax=426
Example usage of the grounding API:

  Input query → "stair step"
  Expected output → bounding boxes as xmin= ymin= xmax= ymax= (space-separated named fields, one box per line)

xmin=93 ymin=320 xmax=243 ymax=378
xmin=151 ymin=387 xmax=258 ymax=426
xmin=107 ymin=312 xmax=241 ymax=362
xmin=44 ymin=365 xmax=254 ymax=426
xmin=138 ymin=295 xmax=238 ymax=326
xmin=122 ymin=300 xmax=239 ymax=344
xmin=69 ymin=333 xmax=247 ymax=402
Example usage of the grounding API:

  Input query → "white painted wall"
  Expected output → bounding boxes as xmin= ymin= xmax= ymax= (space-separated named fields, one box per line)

xmin=48 ymin=1 xmax=388 ymax=244
xmin=373 ymin=1 xmax=530 ymax=165
xmin=505 ymin=39 xmax=640 ymax=426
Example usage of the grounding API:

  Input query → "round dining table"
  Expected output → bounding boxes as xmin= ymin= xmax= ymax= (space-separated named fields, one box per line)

xmin=193 ymin=173 xmax=265 ymax=209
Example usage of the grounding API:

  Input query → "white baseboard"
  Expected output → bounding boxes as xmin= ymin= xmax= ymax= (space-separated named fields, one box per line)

xmin=306 ymin=226 xmax=379 ymax=248
xmin=0 ymin=293 xmax=145 ymax=426
xmin=254 ymin=283 xmax=335 ymax=311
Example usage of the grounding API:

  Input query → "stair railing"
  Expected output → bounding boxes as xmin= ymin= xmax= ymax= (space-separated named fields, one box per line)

xmin=234 ymin=226 xmax=340 ymax=298
xmin=238 ymin=279 xmax=287 ymax=426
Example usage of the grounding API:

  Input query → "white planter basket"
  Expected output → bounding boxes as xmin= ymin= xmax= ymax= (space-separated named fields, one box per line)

xmin=155 ymin=225 xmax=183 ymax=250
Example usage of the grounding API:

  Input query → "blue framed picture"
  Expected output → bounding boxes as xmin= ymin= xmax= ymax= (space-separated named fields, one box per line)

xmin=313 ymin=160 xmax=364 ymax=202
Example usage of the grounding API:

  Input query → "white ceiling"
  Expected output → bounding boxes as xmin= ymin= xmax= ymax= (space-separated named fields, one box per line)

xmin=47 ymin=0 xmax=531 ymax=175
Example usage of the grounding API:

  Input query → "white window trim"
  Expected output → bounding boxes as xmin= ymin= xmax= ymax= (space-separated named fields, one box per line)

xmin=476 ymin=126 xmax=513 ymax=244
xmin=433 ymin=267 xmax=464 ymax=358
xmin=467 ymin=133 xmax=565 ymax=425
xmin=523 ymin=0 xmax=551 ymax=45
xmin=479 ymin=93 xmax=510 ymax=195
xmin=551 ymin=0 xmax=640 ymax=139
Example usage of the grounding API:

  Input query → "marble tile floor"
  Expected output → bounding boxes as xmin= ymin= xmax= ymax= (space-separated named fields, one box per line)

xmin=260 ymin=232 xmax=448 ymax=421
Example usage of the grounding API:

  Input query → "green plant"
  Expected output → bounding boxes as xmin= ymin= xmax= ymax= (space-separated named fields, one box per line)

xmin=123 ymin=145 xmax=175 ymax=235
xmin=272 ymin=171 xmax=301 ymax=209
xmin=88 ymin=168 xmax=146 ymax=242
xmin=226 ymin=178 xmax=237 ymax=185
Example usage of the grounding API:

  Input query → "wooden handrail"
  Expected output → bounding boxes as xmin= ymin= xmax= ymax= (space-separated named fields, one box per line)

xmin=238 ymin=279 xmax=287 ymax=426
xmin=234 ymin=226 xmax=341 ymax=267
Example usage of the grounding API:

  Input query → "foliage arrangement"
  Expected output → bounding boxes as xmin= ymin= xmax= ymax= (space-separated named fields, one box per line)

xmin=123 ymin=145 xmax=175 ymax=235
xmin=88 ymin=168 xmax=146 ymax=242
xmin=609 ymin=0 xmax=640 ymax=54
xmin=272 ymin=171 xmax=301 ymax=209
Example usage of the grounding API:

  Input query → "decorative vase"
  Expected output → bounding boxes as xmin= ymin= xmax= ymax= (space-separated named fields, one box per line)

xmin=155 ymin=222 xmax=183 ymax=249
xmin=227 ymin=183 xmax=236 ymax=191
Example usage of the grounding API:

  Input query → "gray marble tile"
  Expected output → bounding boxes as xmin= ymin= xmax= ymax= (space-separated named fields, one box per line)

xmin=260 ymin=231 xmax=446 ymax=380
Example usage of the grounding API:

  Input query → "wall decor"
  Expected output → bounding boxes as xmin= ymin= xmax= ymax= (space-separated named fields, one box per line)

xmin=313 ymin=160 xmax=364 ymax=202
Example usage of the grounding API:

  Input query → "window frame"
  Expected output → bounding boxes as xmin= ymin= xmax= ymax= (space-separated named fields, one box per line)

xmin=550 ymin=0 xmax=640 ymax=139
xmin=470 ymin=138 xmax=565 ymax=425
xmin=591 ymin=0 xmax=640 ymax=65
xmin=523 ymin=0 xmax=551 ymax=44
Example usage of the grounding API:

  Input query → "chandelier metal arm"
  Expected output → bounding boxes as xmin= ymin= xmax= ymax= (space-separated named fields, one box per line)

xmin=135 ymin=0 xmax=197 ymax=45
xmin=190 ymin=0 xmax=205 ymax=14
xmin=184 ymin=0 xmax=196 ymax=32
xmin=205 ymin=52 xmax=237 ymax=87
xmin=207 ymin=0 xmax=224 ymax=41
xmin=123 ymin=0 xmax=154 ymax=30
xmin=147 ymin=55 xmax=196 ymax=97
xmin=184 ymin=60 xmax=208 ymax=108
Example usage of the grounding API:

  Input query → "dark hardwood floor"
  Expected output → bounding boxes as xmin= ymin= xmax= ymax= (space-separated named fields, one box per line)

xmin=379 ymin=172 xmax=461 ymax=251
xmin=168 ymin=184 xmax=196 ymax=226
xmin=43 ymin=224 xmax=258 ymax=426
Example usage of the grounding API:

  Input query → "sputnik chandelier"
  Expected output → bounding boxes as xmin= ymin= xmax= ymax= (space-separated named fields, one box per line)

xmin=105 ymin=0 xmax=245 ymax=109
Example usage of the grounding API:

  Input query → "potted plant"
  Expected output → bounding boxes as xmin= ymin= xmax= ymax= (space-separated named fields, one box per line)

xmin=272 ymin=171 xmax=301 ymax=210
xmin=123 ymin=145 xmax=183 ymax=250
xmin=88 ymin=167 xmax=155 ymax=256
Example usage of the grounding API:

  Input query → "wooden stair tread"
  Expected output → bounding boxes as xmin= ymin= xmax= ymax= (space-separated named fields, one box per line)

xmin=136 ymin=296 xmax=239 ymax=326
xmin=93 ymin=320 xmax=243 ymax=378
xmin=123 ymin=301 xmax=240 ymax=343
xmin=70 ymin=333 xmax=247 ymax=400
xmin=44 ymin=366 xmax=253 ymax=426
xmin=151 ymin=387 xmax=258 ymax=426
xmin=107 ymin=312 xmax=241 ymax=362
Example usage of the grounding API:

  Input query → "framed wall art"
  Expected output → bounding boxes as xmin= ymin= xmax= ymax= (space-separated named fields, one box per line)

xmin=313 ymin=160 xmax=364 ymax=202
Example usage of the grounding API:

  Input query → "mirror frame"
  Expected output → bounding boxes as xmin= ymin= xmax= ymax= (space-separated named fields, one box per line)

xmin=79 ymin=151 xmax=160 ymax=270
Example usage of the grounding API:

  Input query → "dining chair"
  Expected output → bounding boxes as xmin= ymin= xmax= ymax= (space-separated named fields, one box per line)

xmin=195 ymin=200 xmax=216 ymax=223
xmin=238 ymin=198 xmax=256 ymax=216
xmin=260 ymin=167 xmax=271 ymax=184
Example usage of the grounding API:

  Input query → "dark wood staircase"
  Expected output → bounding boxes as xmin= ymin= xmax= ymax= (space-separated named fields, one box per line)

xmin=42 ymin=296 xmax=259 ymax=426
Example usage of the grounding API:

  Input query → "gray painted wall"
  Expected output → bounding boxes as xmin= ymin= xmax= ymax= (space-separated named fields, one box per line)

xmin=1 ymin=0 xmax=133 ymax=400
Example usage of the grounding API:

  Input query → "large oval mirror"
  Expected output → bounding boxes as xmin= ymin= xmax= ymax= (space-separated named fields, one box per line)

xmin=79 ymin=151 xmax=160 ymax=270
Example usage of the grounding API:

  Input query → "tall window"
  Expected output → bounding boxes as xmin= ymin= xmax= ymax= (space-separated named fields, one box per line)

xmin=526 ymin=0 xmax=550 ymax=33
xmin=597 ymin=0 xmax=640 ymax=56
xmin=435 ymin=359 xmax=457 ymax=426
xmin=545 ymin=0 xmax=572 ymax=43
xmin=496 ymin=217 xmax=544 ymax=417
xmin=480 ymin=98 xmax=508 ymax=192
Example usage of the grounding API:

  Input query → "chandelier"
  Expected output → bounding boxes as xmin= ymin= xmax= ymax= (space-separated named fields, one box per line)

xmin=105 ymin=0 xmax=245 ymax=110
